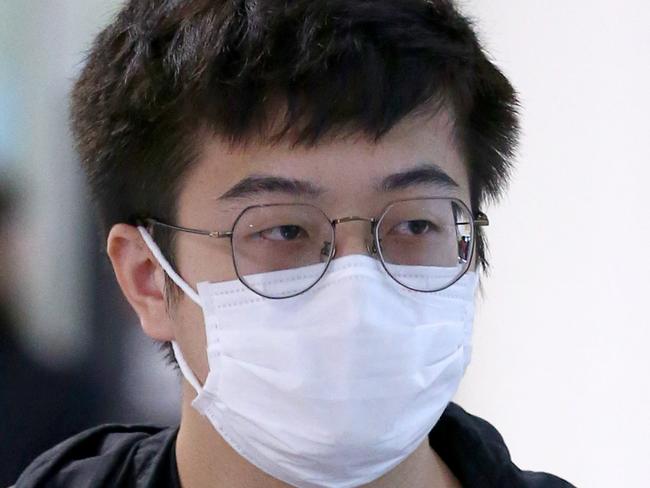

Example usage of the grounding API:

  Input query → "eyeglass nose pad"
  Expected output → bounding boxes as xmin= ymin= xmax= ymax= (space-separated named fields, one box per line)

xmin=321 ymin=238 xmax=376 ymax=260
xmin=320 ymin=241 xmax=335 ymax=259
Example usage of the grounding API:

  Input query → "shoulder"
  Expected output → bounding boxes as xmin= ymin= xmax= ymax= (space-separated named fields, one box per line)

xmin=431 ymin=402 xmax=576 ymax=488
xmin=14 ymin=424 xmax=179 ymax=488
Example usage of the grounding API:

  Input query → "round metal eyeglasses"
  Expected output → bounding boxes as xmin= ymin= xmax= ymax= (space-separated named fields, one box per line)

xmin=142 ymin=197 xmax=489 ymax=299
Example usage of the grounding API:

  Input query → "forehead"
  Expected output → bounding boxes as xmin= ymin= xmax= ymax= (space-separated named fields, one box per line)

xmin=179 ymin=110 xmax=469 ymax=218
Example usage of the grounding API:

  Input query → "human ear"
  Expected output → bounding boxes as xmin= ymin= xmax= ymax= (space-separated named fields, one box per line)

xmin=106 ymin=223 xmax=175 ymax=341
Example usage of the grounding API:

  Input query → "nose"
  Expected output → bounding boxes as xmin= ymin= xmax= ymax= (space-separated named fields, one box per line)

xmin=329 ymin=218 xmax=376 ymax=259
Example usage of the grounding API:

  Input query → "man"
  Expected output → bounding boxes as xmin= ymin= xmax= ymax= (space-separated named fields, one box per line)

xmin=16 ymin=1 xmax=574 ymax=486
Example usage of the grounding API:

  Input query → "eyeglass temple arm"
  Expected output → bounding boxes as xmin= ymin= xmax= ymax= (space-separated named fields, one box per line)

xmin=456 ymin=212 xmax=489 ymax=227
xmin=474 ymin=211 xmax=489 ymax=227
xmin=140 ymin=217 xmax=233 ymax=238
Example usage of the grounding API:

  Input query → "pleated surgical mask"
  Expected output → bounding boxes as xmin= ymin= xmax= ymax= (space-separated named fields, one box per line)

xmin=138 ymin=226 xmax=479 ymax=488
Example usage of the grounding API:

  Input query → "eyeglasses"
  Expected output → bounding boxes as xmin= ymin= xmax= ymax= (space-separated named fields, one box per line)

xmin=142 ymin=197 xmax=488 ymax=299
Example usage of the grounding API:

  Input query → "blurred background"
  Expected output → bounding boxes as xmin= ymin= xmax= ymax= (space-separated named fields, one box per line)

xmin=0 ymin=2 xmax=181 ymax=485
xmin=0 ymin=1 xmax=648 ymax=486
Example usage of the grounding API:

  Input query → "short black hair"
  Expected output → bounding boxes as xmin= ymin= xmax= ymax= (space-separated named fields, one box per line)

xmin=71 ymin=0 xmax=519 ymax=360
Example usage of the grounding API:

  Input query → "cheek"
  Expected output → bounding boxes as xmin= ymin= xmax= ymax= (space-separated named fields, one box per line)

xmin=167 ymin=223 xmax=237 ymax=382
xmin=173 ymin=295 xmax=210 ymax=383
xmin=175 ymin=231 xmax=238 ymax=286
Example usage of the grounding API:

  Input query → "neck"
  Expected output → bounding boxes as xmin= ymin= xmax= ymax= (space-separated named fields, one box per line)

xmin=175 ymin=382 xmax=460 ymax=488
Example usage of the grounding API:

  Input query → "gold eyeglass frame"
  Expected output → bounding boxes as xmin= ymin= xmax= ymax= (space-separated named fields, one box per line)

xmin=140 ymin=197 xmax=489 ymax=299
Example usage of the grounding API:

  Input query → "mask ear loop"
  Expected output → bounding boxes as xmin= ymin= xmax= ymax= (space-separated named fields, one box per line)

xmin=137 ymin=226 xmax=204 ymax=395
xmin=137 ymin=226 xmax=201 ymax=305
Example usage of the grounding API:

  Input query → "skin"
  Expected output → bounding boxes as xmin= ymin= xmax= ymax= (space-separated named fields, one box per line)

xmin=108 ymin=110 xmax=474 ymax=488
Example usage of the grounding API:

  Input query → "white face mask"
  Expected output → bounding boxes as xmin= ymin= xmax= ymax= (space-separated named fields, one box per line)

xmin=138 ymin=227 xmax=479 ymax=488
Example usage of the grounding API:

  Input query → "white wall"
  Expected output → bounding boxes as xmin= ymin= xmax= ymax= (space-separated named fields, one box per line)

xmin=454 ymin=1 xmax=650 ymax=487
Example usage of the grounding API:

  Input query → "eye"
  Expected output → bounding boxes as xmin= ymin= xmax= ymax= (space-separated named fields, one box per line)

xmin=390 ymin=220 xmax=437 ymax=236
xmin=258 ymin=225 xmax=307 ymax=241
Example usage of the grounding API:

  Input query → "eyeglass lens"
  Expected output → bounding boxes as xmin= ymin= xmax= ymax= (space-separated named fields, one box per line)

xmin=232 ymin=204 xmax=334 ymax=298
xmin=376 ymin=199 xmax=473 ymax=292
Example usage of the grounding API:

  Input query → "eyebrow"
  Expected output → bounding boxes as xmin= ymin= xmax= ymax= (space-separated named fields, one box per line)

xmin=379 ymin=163 xmax=459 ymax=192
xmin=218 ymin=174 xmax=325 ymax=200
xmin=218 ymin=162 xmax=458 ymax=201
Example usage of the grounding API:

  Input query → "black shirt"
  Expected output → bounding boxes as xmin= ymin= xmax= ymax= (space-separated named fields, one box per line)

xmin=0 ymin=327 xmax=100 ymax=488
xmin=14 ymin=402 xmax=575 ymax=488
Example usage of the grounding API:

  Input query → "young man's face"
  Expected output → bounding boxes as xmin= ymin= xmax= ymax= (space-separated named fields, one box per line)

xmin=111 ymin=109 xmax=474 ymax=383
